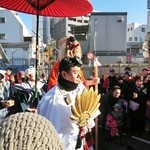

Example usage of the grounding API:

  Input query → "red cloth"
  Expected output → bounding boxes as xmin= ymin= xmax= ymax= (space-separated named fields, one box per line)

xmin=5 ymin=73 xmax=10 ymax=81
xmin=47 ymin=62 xmax=60 ymax=91
xmin=84 ymin=145 xmax=89 ymax=150
xmin=102 ymin=76 xmax=109 ymax=89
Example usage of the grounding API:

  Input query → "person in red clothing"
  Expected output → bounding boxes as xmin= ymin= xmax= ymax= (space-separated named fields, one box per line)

xmin=102 ymin=68 xmax=118 ymax=93
xmin=5 ymin=68 xmax=13 ymax=81
xmin=47 ymin=36 xmax=99 ymax=91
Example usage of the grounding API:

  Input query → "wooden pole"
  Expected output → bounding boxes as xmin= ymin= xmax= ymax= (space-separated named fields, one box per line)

xmin=94 ymin=60 xmax=98 ymax=150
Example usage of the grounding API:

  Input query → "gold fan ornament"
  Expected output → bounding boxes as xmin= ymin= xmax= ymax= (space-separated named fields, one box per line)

xmin=70 ymin=87 xmax=101 ymax=127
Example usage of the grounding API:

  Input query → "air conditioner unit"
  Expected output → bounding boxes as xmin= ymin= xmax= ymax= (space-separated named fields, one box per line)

xmin=117 ymin=57 xmax=123 ymax=63
xmin=117 ymin=16 xmax=123 ymax=22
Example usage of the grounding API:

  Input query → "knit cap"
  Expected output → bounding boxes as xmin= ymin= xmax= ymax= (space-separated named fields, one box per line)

xmin=0 ymin=112 xmax=64 ymax=150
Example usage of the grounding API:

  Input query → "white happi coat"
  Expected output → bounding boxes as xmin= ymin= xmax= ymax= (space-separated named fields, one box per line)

xmin=37 ymin=83 xmax=99 ymax=150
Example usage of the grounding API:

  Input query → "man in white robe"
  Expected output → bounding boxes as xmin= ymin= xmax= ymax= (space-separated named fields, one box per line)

xmin=37 ymin=56 xmax=99 ymax=150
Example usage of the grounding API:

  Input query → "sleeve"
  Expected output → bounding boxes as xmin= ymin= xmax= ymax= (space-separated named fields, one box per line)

xmin=47 ymin=62 xmax=60 ymax=91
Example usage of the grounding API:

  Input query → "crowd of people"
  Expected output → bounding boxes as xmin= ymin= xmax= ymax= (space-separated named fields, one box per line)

xmin=0 ymin=66 xmax=47 ymax=119
xmin=0 ymin=36 xmax=100 ymax=150
xmin=99 ymin=67 xmax=150 ymax=138
xmin=0 ymin=35 xmax=149 ymax=150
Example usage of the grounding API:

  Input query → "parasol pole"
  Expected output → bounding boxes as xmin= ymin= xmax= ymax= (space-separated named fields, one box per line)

xmin=35 ymin=12 xmax=39 ymax=102
xmin=94 ymin=18 xmax=99 ymax=150
xmin=94 ymin=58 xmax=99 ymax=150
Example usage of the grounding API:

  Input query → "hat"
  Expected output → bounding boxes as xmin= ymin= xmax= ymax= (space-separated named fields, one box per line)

xmin=113 ymin=103 xmax=121 ymax=109
xmin=0 ymin=112 xmax=64 ymax=150
xmin=124 ymin=71 xmax=132 ymax=76
xmin=109 ymin=68 xmax=115 ymax=72
xmin=25 ymin=66 xmax=35 ymax=75
xmin=59 ymin=56 xmax=83 ymax=73
xmin=0 ymin=73 xmax=4 ymax=80
xmin=124 ymin=67 xmax=131 ymax=72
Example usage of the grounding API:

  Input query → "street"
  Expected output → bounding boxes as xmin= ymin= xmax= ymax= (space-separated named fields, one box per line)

xmin=97 ymin=127 xmax=150 ymax=150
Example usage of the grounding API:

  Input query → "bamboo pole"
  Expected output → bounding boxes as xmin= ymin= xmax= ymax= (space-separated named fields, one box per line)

xmin=94 ymin=60 xmax=98 ymax=150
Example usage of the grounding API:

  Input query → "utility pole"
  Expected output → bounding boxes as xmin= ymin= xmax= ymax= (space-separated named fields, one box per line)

xmin=12 ymin=49 xmax=19 ymax=67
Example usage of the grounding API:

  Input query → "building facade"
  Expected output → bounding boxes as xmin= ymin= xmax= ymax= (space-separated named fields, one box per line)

xmin=32 ymin=16 xmax=51 ymax=45
xmin=89 ymin=12 xmax=127 ymax=65
xmin=50 ymin=15 xmax=90 ymax=47
xmin=126 ymin=23 xmax=147 ymax=64
xmin=0 ymin=8 xmax=32 ymax=67
xmin=127 ymin=23 xmax=146 ymax=43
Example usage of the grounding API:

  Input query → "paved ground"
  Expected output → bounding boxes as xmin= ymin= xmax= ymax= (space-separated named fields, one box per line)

xmin=98 ymin=135 xmax=150 ymax=150
xmin=97 ymin=127 xmax=150 ymax=150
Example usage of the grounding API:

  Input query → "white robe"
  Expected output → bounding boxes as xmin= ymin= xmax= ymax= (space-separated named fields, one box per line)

xmin=37 ymin=83 xmax=99 ymax=150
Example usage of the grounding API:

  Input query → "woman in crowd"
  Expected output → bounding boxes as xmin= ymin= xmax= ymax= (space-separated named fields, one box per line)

xmin=128 ymin=75 xmax=147 ymax=136
xmin=99 ymin=86 xmax=122 ymax=135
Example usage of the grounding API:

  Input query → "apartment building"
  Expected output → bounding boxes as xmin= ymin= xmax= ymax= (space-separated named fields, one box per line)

xmin=0 ymin=8 xmax=32 ymax=66
xmin=127 ymin=23 xmax=146 ymax=43
xmin=126 ymin=23 xmax=147 ymax=63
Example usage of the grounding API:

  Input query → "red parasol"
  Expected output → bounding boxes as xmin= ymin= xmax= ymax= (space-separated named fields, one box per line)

xmin=0 ymin=0 xmax=93 ymax=99
xmin=0 ymin=0 xmax=93 ymax=17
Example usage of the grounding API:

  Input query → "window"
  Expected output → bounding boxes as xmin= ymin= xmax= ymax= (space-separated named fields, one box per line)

xmin=0 ymin=34 xmax=6 ymax=40
xmin=127 ymin=28 xmax=130 ymax=31
xmin=84 ymin=20 xmax=88 ymax=23
xmin=131 ymin=27 xmax=133 ymax=31
xmin=127 ymin=49 xmax=131 ymax=53
xmin=69 ymin=18 xmax=76 ymax=21
xmin=129 ymin=37 xmax=132 ymax=41
xmin=140 ymin=37 xmax=142 ymax=41
xmin=141 ymin=27 xmax=145 ymax=32
xmin=0 ymin=17 xmax=5 ymax=23
xmin=77 ymin=20 xmax=82 ymax=23
xmin=134 ymin=37 xmax=138 ymax=41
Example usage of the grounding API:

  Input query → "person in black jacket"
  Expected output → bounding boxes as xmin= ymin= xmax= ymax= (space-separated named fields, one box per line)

xmin=128 ymin=75 xmax=147 ymax=136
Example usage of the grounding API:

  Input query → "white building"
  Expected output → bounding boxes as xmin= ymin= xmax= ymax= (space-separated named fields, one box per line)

xmin=126 ymin=23 xmax=147 ymax=64
xmin=0 ymin=8 xmax=32 ymax=67
xmin=147 ymin=0 xmax=150 ymax=32
xmin=89 ymin=12 xmax=127 ymax=65
xmin=127 ymin=23 xmax=147 ymax=43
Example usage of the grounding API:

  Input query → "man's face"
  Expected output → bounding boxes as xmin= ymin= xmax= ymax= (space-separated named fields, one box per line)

xmin=113 ymin=89 xmax=121 ymax=98
xmin=141 ymin=70 xmax=148 ymax=77
xmin=6 ymin=69 xmax=12 ymax=75
xmin=62 ymin=66 xmax=81 ymax=84
xmin=135 ymin=79 xmax=142 ymax=88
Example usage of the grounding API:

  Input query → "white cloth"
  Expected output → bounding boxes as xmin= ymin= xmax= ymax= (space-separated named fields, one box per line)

xmin=37 ymin=83 xmax=100 ymax=150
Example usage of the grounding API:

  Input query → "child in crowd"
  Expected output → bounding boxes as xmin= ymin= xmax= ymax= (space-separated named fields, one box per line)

xmin=112 ymin=102 xmax=123 ymax=125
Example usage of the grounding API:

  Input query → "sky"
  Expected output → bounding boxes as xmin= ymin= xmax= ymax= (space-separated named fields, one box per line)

xmin=19 ymin=0 xmax=148 ymax=31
